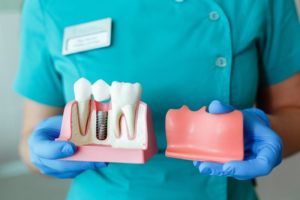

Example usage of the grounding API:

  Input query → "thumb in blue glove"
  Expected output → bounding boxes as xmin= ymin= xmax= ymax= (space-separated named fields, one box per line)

xmin=193 ymin=100 xmax=283 ymax=180
xmin=28 ymin=115 xmax=107 ymax=179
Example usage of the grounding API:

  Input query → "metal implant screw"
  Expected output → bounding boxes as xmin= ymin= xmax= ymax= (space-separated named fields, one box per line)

xmin=96 ymin=111 xmax=108 ymax=140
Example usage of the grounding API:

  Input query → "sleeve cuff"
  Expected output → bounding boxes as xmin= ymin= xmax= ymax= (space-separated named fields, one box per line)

xmin=13 ymin=81 xmax=66 ymax=107
xmin=263 ymin=59 xmax=300 ymax=86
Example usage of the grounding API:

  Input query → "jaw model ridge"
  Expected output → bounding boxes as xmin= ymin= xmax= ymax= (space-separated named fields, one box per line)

xmin=165 ymin=105 xmax=244 ymax=163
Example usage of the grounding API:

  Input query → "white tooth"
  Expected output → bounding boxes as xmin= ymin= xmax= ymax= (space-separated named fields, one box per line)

xmin=74 ymin=78 xmax=92 ymax=134
xmin=110 ymin=82 xmax=141 ymax=138
xmin=92 ymin=79 xmax=111 ymax=102
xmin=121 ymin=105 xmax=135 ymax=139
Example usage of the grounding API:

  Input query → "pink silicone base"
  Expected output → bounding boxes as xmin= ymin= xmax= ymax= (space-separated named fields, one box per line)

xmin=57 ymin=100 xmax=158 ymax=164
xmin=165 ymin=106 xmax=244 ymax=163
xmin=61 ymin=145 xmax=156 ymax=163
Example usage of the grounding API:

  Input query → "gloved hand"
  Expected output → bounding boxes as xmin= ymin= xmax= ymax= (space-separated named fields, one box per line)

xmin=193 ymin=100 xmax=283 ymax=180
xmin=28 ymin=115 xmax=107 ymax=179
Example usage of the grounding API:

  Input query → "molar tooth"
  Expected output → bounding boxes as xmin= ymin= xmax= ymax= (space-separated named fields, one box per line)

xmin=74 ymin=78 xmax=92 ymax=134
xmin=110 ymin=82 xmax=141 ymax=138
xmin=92 ymin=79 xmax=111 ymax=102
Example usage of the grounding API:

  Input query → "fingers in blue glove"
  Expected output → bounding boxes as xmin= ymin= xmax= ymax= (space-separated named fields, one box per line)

xmin=34 ymin=116 xmax=63 ymax=132
xmin=193 ymin=103 xmax=283 ymax=180
xmin=31 ymin=151 xmax=107 ymax=179
xmin=39 ymin=160 xmax=107 ymax=172
xmin=39 ymin=158 xmax=108 ymax=172
xmin=49 ymin=171 xmax=84 ymax=179
xmin=193 ymin=161 xmax=233 ymax=177
xmin=29 ymin=130 xmax=77 ymax=159
xmin=29 ymin=115 xmax=109 ymax=179
xmin=223 ymin=141 xmax=282 ymax=180
xmin=208 ymin=100 xmax=234 ymax=114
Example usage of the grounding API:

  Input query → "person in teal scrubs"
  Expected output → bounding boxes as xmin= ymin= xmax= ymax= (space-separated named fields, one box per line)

xmin=14 ymin=0 xmax=300 ymax=199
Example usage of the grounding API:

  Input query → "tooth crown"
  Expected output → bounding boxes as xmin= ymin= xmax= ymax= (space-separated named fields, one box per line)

xmin=74 ymin=78 xmax=92 ymax=101
xmin=111 ymin=82 xmax=141 ymax=105
xmin=165 ymin=106 xmax=244 ymax=163
xmin=92 ymin=79 xmax=111 ymax=102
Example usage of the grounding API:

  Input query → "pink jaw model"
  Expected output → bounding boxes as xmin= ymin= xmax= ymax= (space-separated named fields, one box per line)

xmin=165 ymin=106 xmax=244 ymax=163
xmin=57 ymin=78 xmax=158 ymax=164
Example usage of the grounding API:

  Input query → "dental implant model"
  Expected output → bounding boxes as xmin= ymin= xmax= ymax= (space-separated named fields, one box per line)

xmin=57 ymin=78 xmax=158 ymax=164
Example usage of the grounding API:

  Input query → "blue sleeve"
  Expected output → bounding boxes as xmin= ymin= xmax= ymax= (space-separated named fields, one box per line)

xmin=13 ymin=0 xmax=65 ymax=107
xmin=261 ymin=0 xmax=300 ymax=85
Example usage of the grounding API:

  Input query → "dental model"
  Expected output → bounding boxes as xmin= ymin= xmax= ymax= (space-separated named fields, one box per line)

xmin=57 ymin=78 xmax=158 ymax=164
xmin=165 ymin=106 xmax=244 ymax=163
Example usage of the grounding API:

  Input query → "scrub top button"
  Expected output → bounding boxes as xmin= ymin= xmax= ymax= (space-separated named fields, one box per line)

xmin=209 ymin=11 xmax=220 ymax=21
xmin=216 ymin=57 xmax=227 ymax=67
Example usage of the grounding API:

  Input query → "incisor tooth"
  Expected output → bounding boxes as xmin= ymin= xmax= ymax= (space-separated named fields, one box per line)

xmin=110 ymin=82 xmax=141 ymax=138
xmin=74 ymin=78 xmax=92 ymax=134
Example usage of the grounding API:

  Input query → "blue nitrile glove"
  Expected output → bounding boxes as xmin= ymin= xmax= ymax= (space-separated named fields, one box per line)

xmin=28 ymin=116 xmax=107 ymax=179
xmin=193 ymin=100 xmax=283 ymax=180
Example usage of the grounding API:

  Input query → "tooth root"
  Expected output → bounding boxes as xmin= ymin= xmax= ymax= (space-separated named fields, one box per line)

xmin=122 ymin=105 xmax=136 ymax=139
xmin=111 ymin=108 xmax=122 ymax=138
xmin=77 ymin=101 xmax=90 ymax=134
xmin=74 ymin=78 xmax=92 ymax=135
xmin=110 ymin=81 xmax=142 ymax=140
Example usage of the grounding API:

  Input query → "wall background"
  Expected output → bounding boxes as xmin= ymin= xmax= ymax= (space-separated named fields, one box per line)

xmin=0 ymin=1 xmax=300 ymax=200
xmin=0 ymin=0 xmax=22 ymax=11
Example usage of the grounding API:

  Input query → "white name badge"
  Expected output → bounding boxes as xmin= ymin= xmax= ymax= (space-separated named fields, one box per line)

xmin=62 ymin=18 xmax=112 ymax=55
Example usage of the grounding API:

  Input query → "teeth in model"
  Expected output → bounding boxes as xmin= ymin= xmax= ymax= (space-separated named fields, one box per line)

xmin=92 ymin=79 xmax=111 ymax=102
xmin=110 ymin=82 xmax=141 ymax=139
xmin=74 ymin=78 xmax=92 ymax=134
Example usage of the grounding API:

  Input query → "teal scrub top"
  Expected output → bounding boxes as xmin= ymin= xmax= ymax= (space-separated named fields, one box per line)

xmin=15 ymin=0 xmax=300 ymax=199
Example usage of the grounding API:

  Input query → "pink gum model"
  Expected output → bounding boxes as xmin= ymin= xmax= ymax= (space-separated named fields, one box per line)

xmin=57 ymin=100 xmax=158 ymax=164
xmin=165 ymin=106 xmax=244 ymax=163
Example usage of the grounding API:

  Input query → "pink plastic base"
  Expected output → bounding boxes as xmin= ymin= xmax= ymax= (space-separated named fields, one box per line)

xmin=57 ymin=100 xmax=158 ymax=164
xmin=165 ymin=106 xmax=244 ymax=163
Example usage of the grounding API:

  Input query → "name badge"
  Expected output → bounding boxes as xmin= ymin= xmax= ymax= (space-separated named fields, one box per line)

xmin=62 ymin=18 xmax=112 ymax=55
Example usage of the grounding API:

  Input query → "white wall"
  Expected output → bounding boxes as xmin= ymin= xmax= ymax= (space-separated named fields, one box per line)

xmin=0 ymin=11 xmax=22 ymax=163
xmin=0 ymin=11 xmax=70 ymax=200
xmin=0 ymin=9 xmax=300 ymax=200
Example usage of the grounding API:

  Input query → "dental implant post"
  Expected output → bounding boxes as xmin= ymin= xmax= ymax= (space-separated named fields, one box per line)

xmin=96 ymin=111 xmax=108 ymax=140
xmin=92 ymin=79 xmax=111 ymax=141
